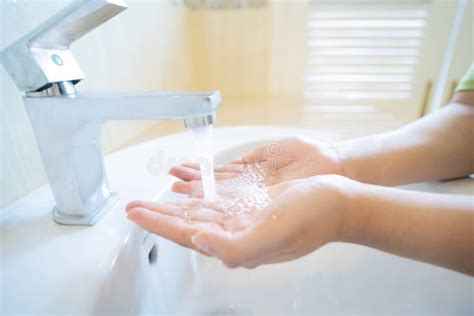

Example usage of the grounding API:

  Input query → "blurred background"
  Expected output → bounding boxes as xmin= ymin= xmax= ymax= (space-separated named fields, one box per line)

xmin=1 ymin=0 xmax=472 ymax=207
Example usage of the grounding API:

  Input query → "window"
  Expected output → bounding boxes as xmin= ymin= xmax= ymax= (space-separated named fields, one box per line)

xmin=302 ymin=1 xmax=433 ymax=135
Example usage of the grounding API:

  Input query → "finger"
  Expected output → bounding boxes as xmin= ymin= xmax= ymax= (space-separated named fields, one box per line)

xmin=172 ymin=181 xmax=198 ymax=196
xmin=129 ymin=201 xmax=227 ymax=224
xmin=126 ymin=200 xmax=142 ymax=212
xmin=126 ymin=200 xmax=166 ymax=211
xmin=169 ymin=166 xmax=202 ymax=181
xmin=126 ymin=200 xmax=184 ymax=213
xmin=127 ymin=207 xmax=221 ymax=249
xmin=128 ymin=199 xmax=231 ymax=220
xmin=172 ymin=181 xmax=205 ymax=198
xmin=184 ymin=207 xmax=226 ymax=223
xmin=181 ymin=162 xmax=200 ymax=170
xmin=127 ymin=200 xmax=202 ymax=213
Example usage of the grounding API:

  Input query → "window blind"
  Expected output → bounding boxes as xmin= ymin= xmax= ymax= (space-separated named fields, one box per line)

xmin=302 ymin=2 xmax=431 ymax=135
xmin=305 ymin=6 xmax=428 ymax=103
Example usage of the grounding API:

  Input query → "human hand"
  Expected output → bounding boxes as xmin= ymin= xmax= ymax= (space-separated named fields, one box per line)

xmin=169 ymin=137 xmax=344 ymax=197
xmin=126 ymin=175 xmax=353 ymax=269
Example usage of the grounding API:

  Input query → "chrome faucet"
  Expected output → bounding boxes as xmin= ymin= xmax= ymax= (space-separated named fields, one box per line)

xmin=1 ymin=0 xmax=221 ymax=225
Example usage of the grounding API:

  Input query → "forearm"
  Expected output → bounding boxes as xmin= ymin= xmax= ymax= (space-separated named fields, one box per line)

xmin=335 ymin=96 xmax=474 ymax=186
xmin=340 ymin=182 xmax=474 ymax=275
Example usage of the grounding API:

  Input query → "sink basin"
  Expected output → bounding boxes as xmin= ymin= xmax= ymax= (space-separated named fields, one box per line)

xmin=1 ymin=126 xmax=473 ymax=315
xmin=160 ymin=139 xmax=474 ymax=315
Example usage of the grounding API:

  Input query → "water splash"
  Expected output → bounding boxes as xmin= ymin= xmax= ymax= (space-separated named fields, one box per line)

xmin=175 ymin=163 xmax=272 ymax=223
xmin=211 ymin=163 xmax=271 ymax=218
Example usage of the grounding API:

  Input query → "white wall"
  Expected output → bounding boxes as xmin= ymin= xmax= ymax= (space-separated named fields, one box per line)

xmin=0 ymin=0 xmax=193 ymax=207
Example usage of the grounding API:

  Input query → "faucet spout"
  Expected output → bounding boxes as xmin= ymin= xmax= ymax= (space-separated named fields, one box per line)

xmin=87 ymin=90 xmax=220 ymax=121
xmin=24 ymin=88 xmax=221 ymax=225
xmin=26 ymin=90 xmax=221 ymax=121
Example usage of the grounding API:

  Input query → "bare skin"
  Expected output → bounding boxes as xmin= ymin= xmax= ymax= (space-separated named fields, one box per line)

xmin=127 ymin=91 xmax=474 ymax=275
xmin=127 ymin=175 xmax=473 ymax=274
xmin=169 ymin=137 xmax=342 ymax=196
xmin=127 ymin=175 xmax=350 ymax=269
xmin=336 ymin=92 xmax=474 ymax=186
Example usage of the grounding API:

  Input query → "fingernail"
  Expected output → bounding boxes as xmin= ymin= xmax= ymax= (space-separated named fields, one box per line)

xmin=191 ymin=235 xmax=212 ymax=256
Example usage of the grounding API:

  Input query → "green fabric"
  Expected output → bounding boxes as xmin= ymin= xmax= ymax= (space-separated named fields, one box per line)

xmin=456 ymin=63 xmax=474 ymax=91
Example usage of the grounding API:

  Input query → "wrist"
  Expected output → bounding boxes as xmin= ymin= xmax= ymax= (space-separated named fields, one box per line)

xmin=307 ymin=174 xmax=366 ymax=243
xmin=330 ymin=141 xmax=354 ymax=180
xmin=332 ymin=138 xmax=374 ymax=183
xmin=335 ymin=178 xmax=372 ymax=243
xmin=305 ymin=139 xmax=345 ymax=177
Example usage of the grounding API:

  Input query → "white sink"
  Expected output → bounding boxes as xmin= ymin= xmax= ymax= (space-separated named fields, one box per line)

xmin=163 ymin=139 xmax=474 ymax=315
xmin=1 ymin=126 xmax=473 ymax=315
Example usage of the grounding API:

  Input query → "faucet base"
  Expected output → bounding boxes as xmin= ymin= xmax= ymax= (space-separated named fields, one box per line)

xmin=52 ymin=192 xmax=119 ymax=226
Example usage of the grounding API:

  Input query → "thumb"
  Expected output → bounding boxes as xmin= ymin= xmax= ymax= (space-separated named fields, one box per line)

xmin=191 ymin=218 xmax=279 ymax=268
xmin=191 ymin=230 xmax=230 ymax=258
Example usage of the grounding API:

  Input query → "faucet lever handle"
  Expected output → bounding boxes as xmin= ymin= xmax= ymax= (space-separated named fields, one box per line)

xmin=1 ymin=0 xmax=127 ymax=92
xmin=31 ymin=0 xmax=127 ymax=49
